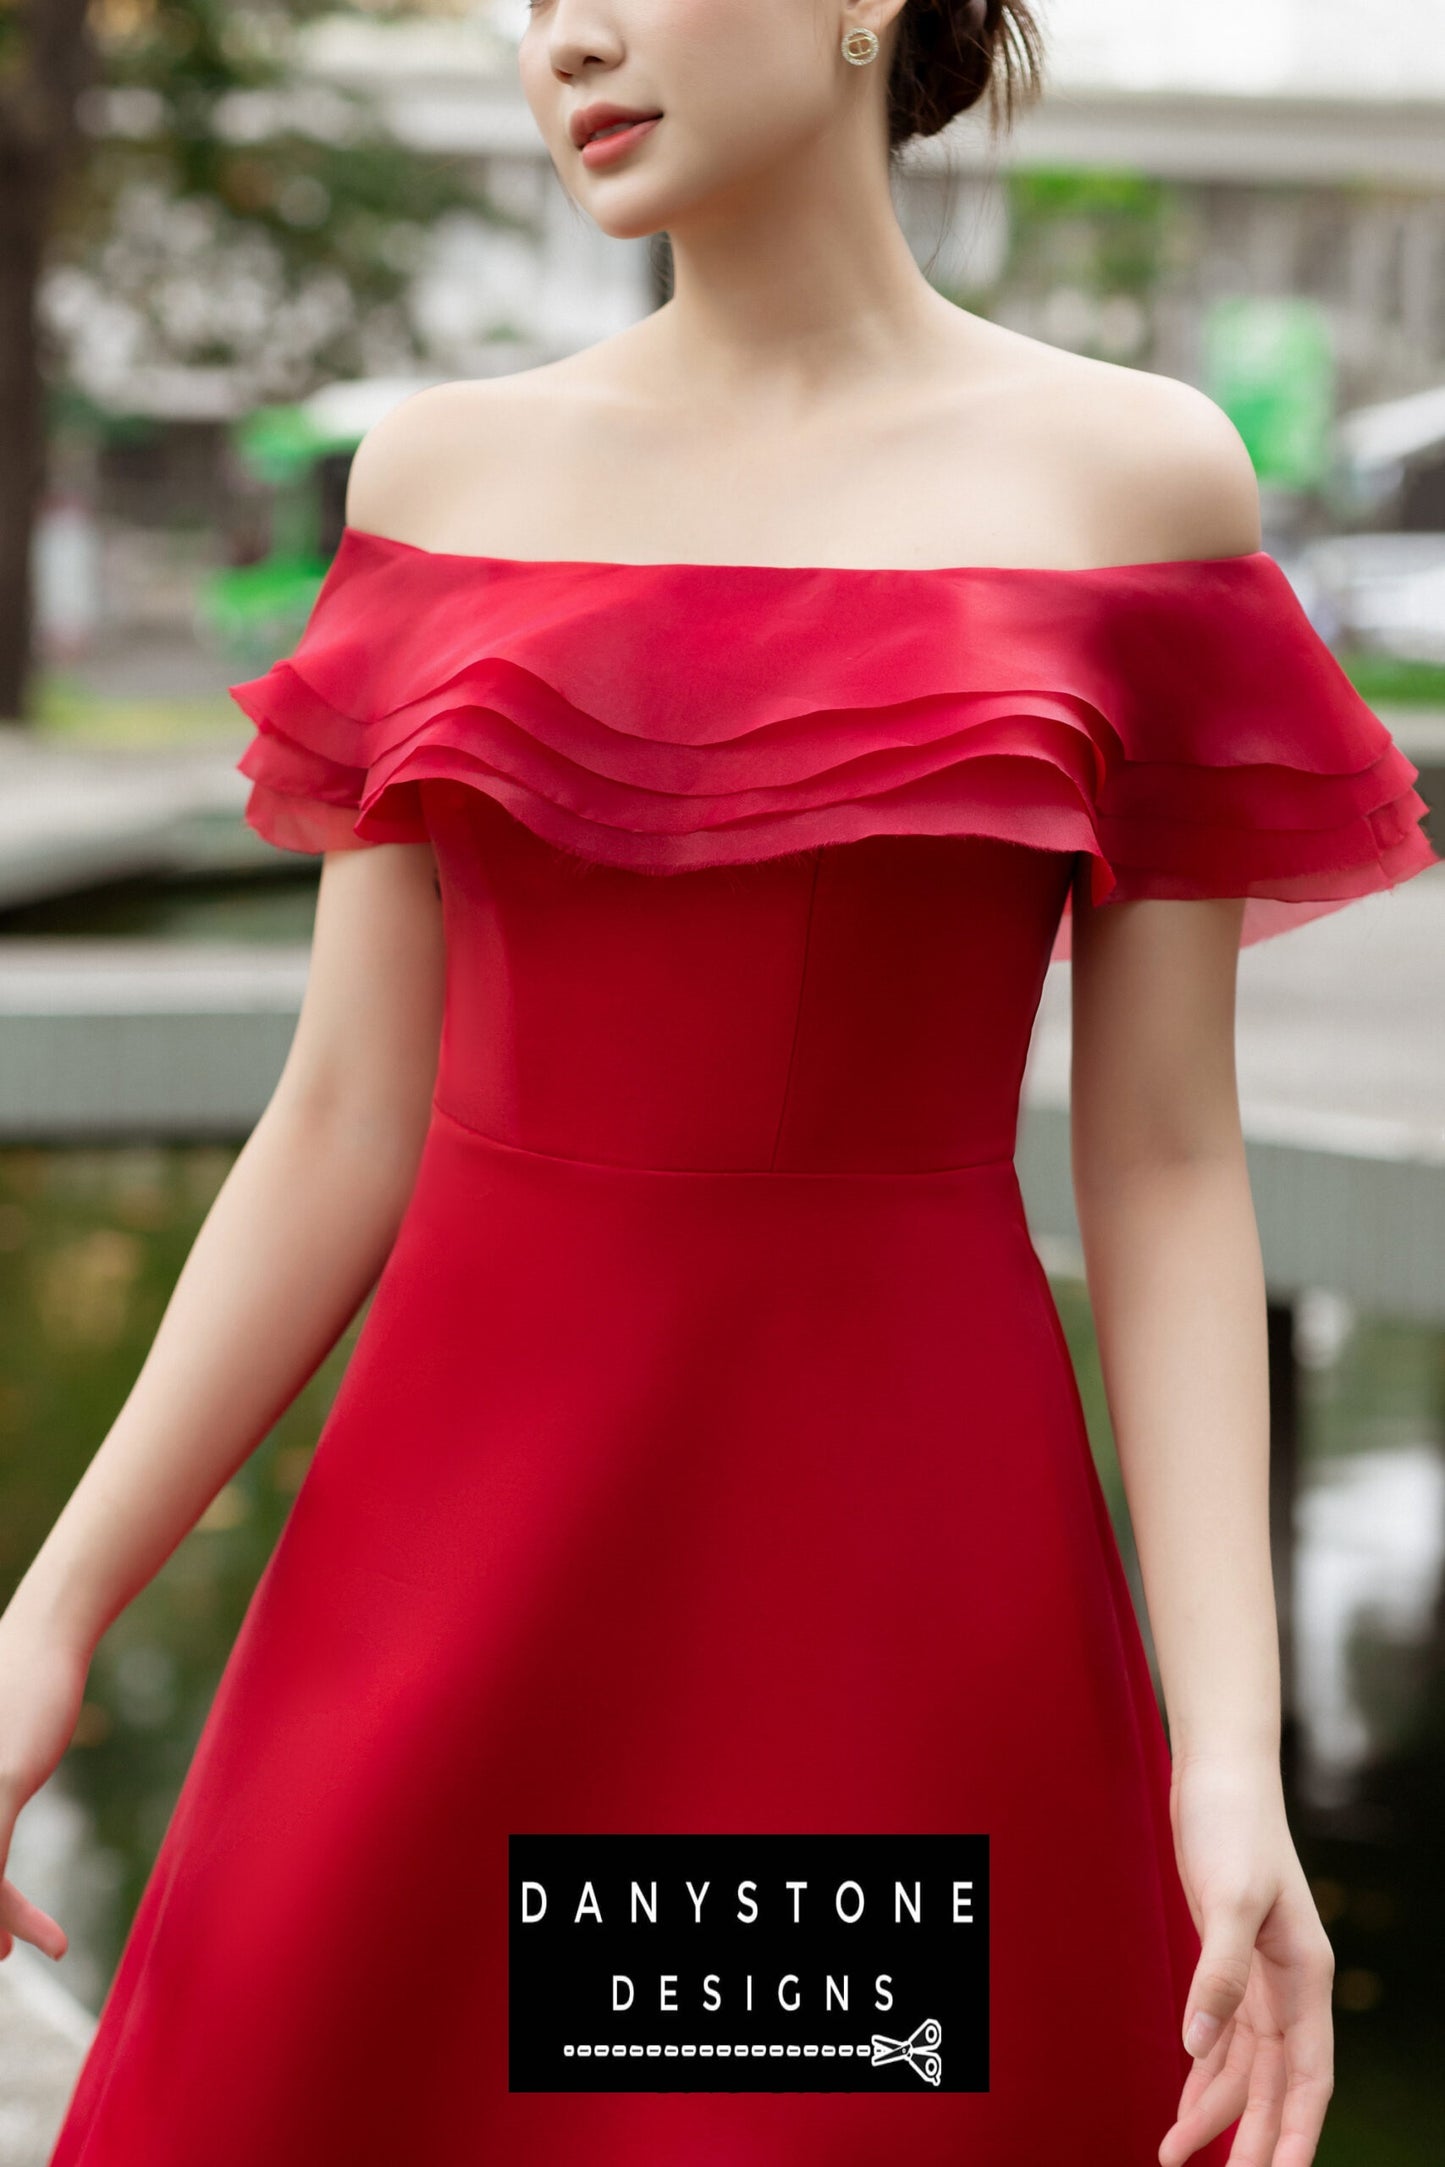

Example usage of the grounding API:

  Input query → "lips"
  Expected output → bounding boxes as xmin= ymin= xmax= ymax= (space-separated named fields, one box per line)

xmin=589 ymin=116 xmax=658 ymax=142
xmin=574 ymin=110 xmax=664 ymax=170
xmin=570 ymin=102 xmax=663 ymax=148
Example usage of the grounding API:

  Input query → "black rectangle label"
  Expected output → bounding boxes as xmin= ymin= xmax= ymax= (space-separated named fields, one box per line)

xmin=508 ymin=1832 xmax=989 ymax=2092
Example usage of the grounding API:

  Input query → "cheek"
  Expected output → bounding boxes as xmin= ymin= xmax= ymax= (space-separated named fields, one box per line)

xmin=517 ymin=0 xmax=839 ymax=194
xmin=646 ymin=1 xmax=838 ymax=167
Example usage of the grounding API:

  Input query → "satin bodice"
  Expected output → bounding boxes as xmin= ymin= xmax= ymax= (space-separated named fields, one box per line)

xmin=428 ymin=786 xmax=1073 ymax=1174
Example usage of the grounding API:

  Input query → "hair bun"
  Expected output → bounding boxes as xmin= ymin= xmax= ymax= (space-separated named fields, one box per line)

xmin=887 ymin=0 xmax=1044 ymax=152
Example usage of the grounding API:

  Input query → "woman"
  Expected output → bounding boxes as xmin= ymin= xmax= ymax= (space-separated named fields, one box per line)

xmin=4 ymin=4 xmax=1436 ymax=2162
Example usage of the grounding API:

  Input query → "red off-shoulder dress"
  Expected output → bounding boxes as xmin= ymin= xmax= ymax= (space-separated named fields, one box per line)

xmin=48 ymin=532 xmax=1438 ymax=2166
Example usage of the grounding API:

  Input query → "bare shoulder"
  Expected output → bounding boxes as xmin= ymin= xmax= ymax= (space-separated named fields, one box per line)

xmin=1018 ymin=344 xmax=1262 ymax=564
xmin=342 ymin=351 xmax=631 ymax=544
xmin=341 ymin=375 xmax=544 ymax=542
xmin=957 ymin=316 xmax=1263 ymax=565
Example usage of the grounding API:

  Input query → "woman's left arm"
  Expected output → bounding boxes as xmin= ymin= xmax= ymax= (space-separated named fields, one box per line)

xmin=1068 ymin=881 xmax=1336 ymax=2167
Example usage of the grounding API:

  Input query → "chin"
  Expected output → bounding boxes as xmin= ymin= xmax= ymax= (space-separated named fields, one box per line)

xmin=575 ymin=190 xmax=673 ymax=243
xmin=570 ymin=153 xmax=749 ymax=243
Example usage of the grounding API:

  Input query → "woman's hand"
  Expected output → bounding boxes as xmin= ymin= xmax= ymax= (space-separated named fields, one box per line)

xmin=0 ymin=1604 xmax=89 ymax=1963
xmin=1159 ymin=1752 xmax=1335 ymax=2167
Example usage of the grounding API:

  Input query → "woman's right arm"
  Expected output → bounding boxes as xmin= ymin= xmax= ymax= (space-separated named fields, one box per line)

xmin=0 ymin=837 xmax=445 ymax=1959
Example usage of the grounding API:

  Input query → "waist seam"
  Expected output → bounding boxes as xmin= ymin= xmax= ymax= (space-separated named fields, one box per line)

xmin=429 ymin=1097 xmax=1016 ymax=1182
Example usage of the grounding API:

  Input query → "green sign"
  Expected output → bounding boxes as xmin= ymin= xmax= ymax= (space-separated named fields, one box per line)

xmin=1201 ymin=296 xmax=1335 ymax=489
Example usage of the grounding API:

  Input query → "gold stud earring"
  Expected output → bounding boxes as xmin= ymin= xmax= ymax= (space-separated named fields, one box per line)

xmin=841 ymin=26 xmax=880 ymax=65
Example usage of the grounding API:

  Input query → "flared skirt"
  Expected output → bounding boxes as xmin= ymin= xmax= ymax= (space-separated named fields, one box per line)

xmin=48 ymin=1103 xmax=1238 ymax=2166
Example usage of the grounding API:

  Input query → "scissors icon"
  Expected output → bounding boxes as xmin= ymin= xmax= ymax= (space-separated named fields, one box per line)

xmin=870 ymin=2015 xmax=942 ymax=2086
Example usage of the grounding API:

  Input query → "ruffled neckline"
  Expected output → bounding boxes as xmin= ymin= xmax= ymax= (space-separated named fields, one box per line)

xmin=228 ymin=526 xmax=1440 ymax=961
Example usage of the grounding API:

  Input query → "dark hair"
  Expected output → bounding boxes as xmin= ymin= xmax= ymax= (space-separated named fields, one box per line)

xmin=887 ymin=0 xmax=1045 ymax=150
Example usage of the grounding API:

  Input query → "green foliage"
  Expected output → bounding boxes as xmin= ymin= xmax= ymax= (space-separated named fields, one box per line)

xmin=1006 ymin=165 xmax=1175 ymax=300
xmin=1338 ymin=650 xmax=1445 ymax=707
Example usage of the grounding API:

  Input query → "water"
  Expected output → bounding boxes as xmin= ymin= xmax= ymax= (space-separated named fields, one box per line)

xmin=0 ymin=864 xmax=320 ymax=946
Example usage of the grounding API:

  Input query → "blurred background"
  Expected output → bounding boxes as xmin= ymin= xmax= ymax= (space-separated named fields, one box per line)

xmin=1 ymin=0 xmax=1442 ymax=2158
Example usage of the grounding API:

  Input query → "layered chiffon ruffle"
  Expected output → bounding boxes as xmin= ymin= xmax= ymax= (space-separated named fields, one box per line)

xmin=230 ymin=528 xmax=1439 ymax=960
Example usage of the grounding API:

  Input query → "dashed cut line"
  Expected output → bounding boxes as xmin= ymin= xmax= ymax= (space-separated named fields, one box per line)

xmin=564 ymin=2040 xmax=874 ymax=2057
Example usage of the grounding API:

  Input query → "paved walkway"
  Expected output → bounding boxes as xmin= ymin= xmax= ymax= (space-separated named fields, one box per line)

xmin=1027 ymin=858 xmax=1445 ymax=1159
xmin=0 ymin=723 xmax=262 ymax=910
